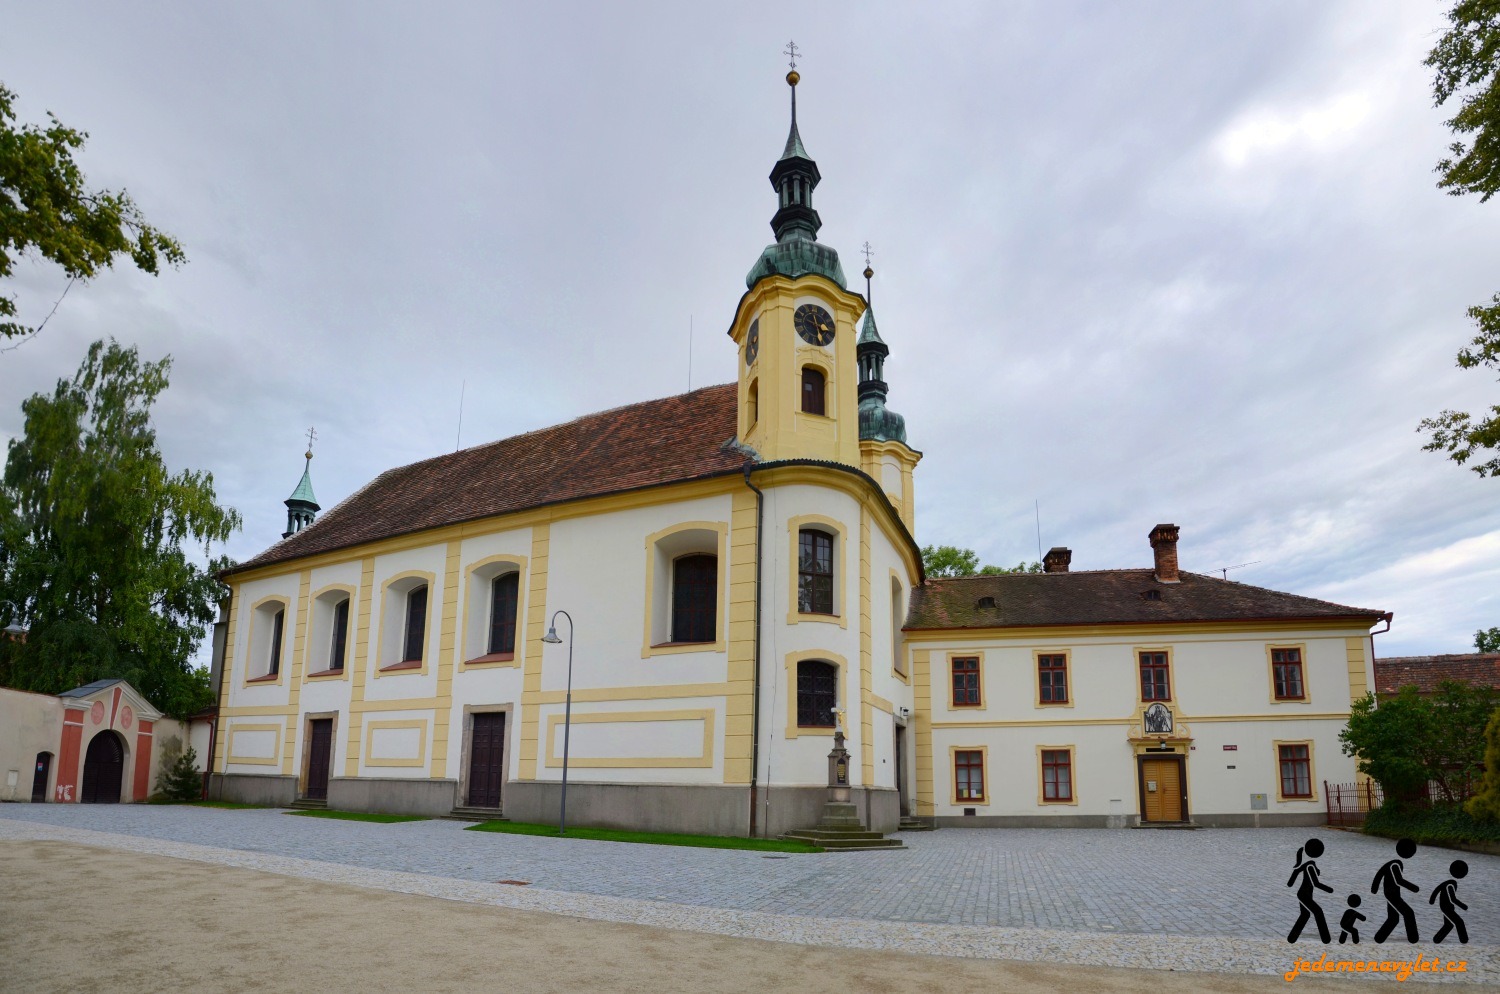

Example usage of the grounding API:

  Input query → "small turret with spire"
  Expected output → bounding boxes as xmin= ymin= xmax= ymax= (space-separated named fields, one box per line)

xmin=745 ymin=43 xmax=846 ymax=289
xmin=283 ymin=427 xmax=320 ymax=539
xmin=856 ymin=251 xmax=907 ymax=444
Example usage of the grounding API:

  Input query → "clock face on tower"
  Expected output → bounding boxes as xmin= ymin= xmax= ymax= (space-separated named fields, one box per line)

xmin=745 ymin=319 xmax=759 ymax=366
xmin=794 ymin=304 xmax=836 ymax=346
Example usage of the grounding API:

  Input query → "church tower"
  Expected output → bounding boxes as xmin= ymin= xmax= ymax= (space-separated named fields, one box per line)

xmin=282 ymin=442 xmax=320 ymax=539
xmin=731 ymin=61 xmax=868 ymax=467
xmin=854 ymin=260 xmax=920 ymax=531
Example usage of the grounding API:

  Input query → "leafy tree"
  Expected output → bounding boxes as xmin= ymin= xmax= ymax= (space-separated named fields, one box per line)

xmin=1476 ymin=626 xmax=1500 ymax=652
xmin=1340 ymin=681 xmax=1498 ymax=808
xmin=920 ymin=544 xmax=1042 ymax=577
xmin=154 ymin=740 xmax=203 ymax=802
xmin=0 ymin=339 xmax=238 ymax=717
xmin=1 ymin=82 xmax=185 ymax=342
xmin=1418 ymin=3 xmax=1500 ymax=476
xmin=1465 ymin=707 xmax=1500 ymax=821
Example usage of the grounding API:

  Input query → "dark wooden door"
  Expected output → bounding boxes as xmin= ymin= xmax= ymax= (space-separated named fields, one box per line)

xmin=894 ymin=724 xmax=908 ymax=815
xmin=32 ymin=752 xmax=51 ymax=803
xmin=306 ymin=719 xmax=333 ymax=800
xmin=467 ymin=712 xmax=506 ymax=808
xmin=81 ymin=733 xmax=124 ymax=804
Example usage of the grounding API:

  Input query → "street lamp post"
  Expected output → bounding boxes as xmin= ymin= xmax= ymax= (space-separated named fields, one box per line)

xmin=541 ymin=610 xmax=574 ymax=836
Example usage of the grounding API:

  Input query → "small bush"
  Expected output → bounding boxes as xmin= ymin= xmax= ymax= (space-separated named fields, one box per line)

xmin=1365 ymin=803 xmax=1500 ymax=847
xmin=156 ymin=745 xmax=203 ymax=802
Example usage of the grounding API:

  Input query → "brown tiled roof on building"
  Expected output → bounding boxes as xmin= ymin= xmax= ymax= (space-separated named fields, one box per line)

xmin=1373 ymin=653 xmax=1500 ymax=696
xmin=229 ymin=383 xmax=749 ymax=575
xmin=904 ymin=570 xmax=1387 ymax=631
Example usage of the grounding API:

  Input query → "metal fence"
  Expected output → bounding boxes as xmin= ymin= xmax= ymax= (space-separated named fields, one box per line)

xmin=1325 ymin=780 xmax=1383 ymax=826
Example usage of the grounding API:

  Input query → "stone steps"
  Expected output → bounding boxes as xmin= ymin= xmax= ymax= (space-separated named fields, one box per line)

xmin=898 ymin=817 xmax=934 ymax=832
xmin=782 ymin=829 xmax=906 ymax=851
xmin=287 ymin=798 xmax=327 ymax=811
xmin=444 ymin=806 xmax=506 ymax=822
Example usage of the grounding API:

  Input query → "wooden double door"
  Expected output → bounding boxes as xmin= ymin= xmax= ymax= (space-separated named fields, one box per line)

xmin=467 ymin=712 xmax=506 ymax=809
xmin=305 ymin=719 xmax=333 ymax=800
xmin=1139 ymin=755 xmax=1187 ymax=823
xmin=81 ymin=733 xmax=124 ymax=804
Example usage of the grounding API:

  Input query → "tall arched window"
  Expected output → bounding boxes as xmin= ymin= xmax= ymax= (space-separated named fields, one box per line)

xmin=747 ymin=379 xmax=758 ymax=426
xmin=329 ymin=598 xmax=350 ymax=671
xmin=798 ymin=529 xmax=834 ymax=615
xmin=801 ymin=367 xmax=825 ymax=416
xmin=488 ymin=572 xmax=519 ymax=655
xmin=671 ymin=554 xmax=717 ymax=643
xmin=402 ymin=585 xmax=428 ymax=662
xmin=268 ymin=608 xmax=286 ymax=676
xmin=796 ymin=660 xmax=837 ymax=727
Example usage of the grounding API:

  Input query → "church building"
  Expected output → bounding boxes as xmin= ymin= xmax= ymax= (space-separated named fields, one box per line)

xmin=211 ymin=67 xmax=1388 ymax=834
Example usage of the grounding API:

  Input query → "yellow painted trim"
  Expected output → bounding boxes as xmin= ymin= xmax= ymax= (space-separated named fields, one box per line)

xmin=226 ymin=722 xmax=282 ymax=767
xmin=542 ymin=709 xmax=716 ymax=769
xmin=783 ymin=649 xmax=851 ymax=741
xmin=343 ymin=557 xmax=376 ymax=776
xmin=431 ymin=539 xmax=461 ymax=779
xmin=1273 ymin=738 xmax=1319 ymax=803
xmin=913 ymin=649 xmax=934 ymax=816
xmin=459 ymin=552 xmax=529 ymax=670
xmin=518 ymin=524 xmax=549 ymax=780
xmin=1033 ymin=649 xmax=1073 ymax=708
xmin=372 ymin=570 xmax=437 ymax=677
xmin=786 ymin=513 xmax=849 ymax=628
xmin=904 ymin=619 xmax=1380 ymax=642
xmin=1346 ymin=636 xmax=1370 ymax=703
xmin=931 ymin=711 xmax=1351 ymax=730
xmin=1135 ymin=644 xmax=1176 ymax=704
xmin=281 ymin=571 xmax=311 ymax=776
xmin=530 ymin=682 xmax=733 ymax=706
xmin=363 ymin=718 xmax=429 ymax=769
xmin=240 ymin=594 xmax=292 ymax=689
xmin=1036 ymin=744 xmax=1079 ymax=806
xmin=947 ymin=651 xmax=984 ymax=710
xmin=1265 ymin=642 xmax=1310 ymax=704
xmin=864 ymin=690 xmax=894 ymax=715
xmin=214 ymin=588 xmax=240 ymax=774
xmin=303 ymin=583 xmax=356 ymax=682
xmin=859 ymin=510 xmax=874 ymax=785
xmin=889 ymin=568 xmax=909 ymax=684
xmin=949 ymin=744 xmax=989 ymax=806
xmin=641 ymin=520 xmax=729 ymax=658
xmin=724 ymin=487 xmax=759 ymax=785
xmin=227 ymin=476 xmax=744 ymax=584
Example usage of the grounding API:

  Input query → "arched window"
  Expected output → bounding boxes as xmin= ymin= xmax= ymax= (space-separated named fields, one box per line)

xmin=328 ymin=598 xmax=350 ymax=671
xmin=402 ymin=585 xmax=428 ymax=662
xmin=268 ymin=608 xmax=286 ymax=676
xmin=747 ymin=379 xmax=758 ymax=426
xmin=801 ymin=367 xmax=825 ymax=416
xmin=671 ymin=554 xmax=717 ymax=643
xmin=796 ymin=660 xmax=837 ymax=727
xmin=488 ymin=572 xmax=520 ymax=655
xmin=797 ymin=529 xmax=834 ymax=614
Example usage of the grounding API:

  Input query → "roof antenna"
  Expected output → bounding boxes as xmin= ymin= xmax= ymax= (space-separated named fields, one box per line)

xmin=455 ymin=380 xmax=465 ymax=451
xmin=1215 ymin=561 xmax=1261 ymax=580
xmin=1035 ymin=499 xmax=1042 ymax=561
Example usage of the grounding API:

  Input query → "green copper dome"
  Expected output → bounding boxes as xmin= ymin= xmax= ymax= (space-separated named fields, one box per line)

xmin=288 ymin=463 xmax=317 ymax=507
xmin=859 ymin=395 xmax=908 ymax=444
xmin=745 ymin=238 xmax=846 ymax=289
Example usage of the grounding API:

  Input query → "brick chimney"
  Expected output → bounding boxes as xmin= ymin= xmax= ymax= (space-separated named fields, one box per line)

xmin=1043 ymin=547 xmax=1072 ymax=573
xmin=1149 ymin=524 xmax=1180 ymax=583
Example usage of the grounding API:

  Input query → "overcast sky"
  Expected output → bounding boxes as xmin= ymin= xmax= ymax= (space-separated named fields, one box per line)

xmin=3 ymin=2 xmax=1496 ymax=658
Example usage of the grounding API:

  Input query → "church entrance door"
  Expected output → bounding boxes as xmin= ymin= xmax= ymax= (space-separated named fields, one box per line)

xmin=81 ymin=732 xmax=125 ymax=804
xmin=1138 ymin=755 xmax=1186 ymax=823
xmin=467 ymin=712 xmax=505 ymax=809
xmin=305 ymin=719 xmax=333 ymax=800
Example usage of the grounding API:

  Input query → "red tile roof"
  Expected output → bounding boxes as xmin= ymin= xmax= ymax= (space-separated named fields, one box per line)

xmin=1373 ymin=653 xmax=1500 ymax=695
xmin=905 ymin=570 xmax=1386 ymax=630
xmin=228 ymin=383 xmax=749 ymax=574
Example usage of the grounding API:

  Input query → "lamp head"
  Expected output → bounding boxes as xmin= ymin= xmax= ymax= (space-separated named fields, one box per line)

xmin=542 ymin=627 xmax=562 ymax=644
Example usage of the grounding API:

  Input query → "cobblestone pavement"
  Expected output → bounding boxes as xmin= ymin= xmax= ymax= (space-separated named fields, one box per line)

xmin=3 ymin=804 xmax=1498 ymax=945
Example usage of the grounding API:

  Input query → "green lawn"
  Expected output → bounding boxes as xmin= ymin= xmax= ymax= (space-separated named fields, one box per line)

xmin=286 ymin=810 xmax=429 ymax=824
xmin=465 ymin=820 xmax=821 ymax=853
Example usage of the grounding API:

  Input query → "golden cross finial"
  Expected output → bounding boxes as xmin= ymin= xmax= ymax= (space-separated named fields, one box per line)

xmin=783 ymin=40 xmax=801 ymax=70
xmin=861 ymin=241 xmax=874 ymax=268
xmin=304 ymin=425 xmax=317 ymax=459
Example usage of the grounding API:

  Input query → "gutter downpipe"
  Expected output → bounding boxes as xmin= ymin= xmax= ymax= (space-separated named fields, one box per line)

xmin=743 ymin=464 xmax=766 ymax=838
xmin=1368 ymin=611 xmax=1393 ymax=702
xmin=206 ymin=590 xmax=232 ymax=800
